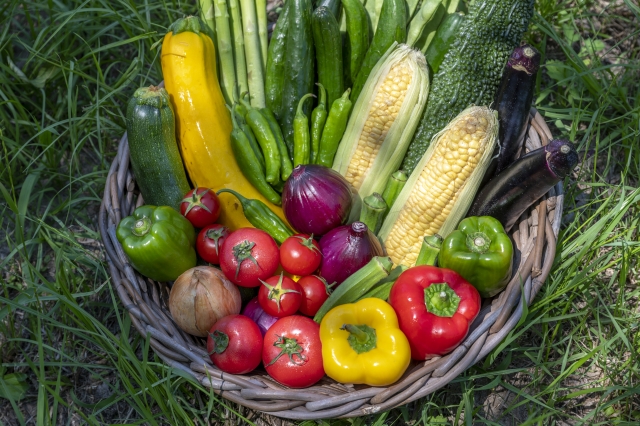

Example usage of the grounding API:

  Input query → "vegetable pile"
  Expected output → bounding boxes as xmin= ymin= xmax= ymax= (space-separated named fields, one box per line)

xmin=115 ymin=0 xmax=579 ymax=390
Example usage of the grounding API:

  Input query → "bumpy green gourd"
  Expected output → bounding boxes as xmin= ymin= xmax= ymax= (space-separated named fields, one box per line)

xmin=401 ymin=0 xmax=534 ymax=174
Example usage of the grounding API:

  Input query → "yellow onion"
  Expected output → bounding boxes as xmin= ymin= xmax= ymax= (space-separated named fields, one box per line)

xmin=169 ymin=266 xmax=241 ymax=337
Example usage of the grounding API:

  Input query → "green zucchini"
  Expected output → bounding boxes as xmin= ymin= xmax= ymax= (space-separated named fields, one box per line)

xmin=312 ymin=7 xmax=344 ymax=107
xmin=401 ymin=0 xmax=534 ymax=174
xmin=280 ymin=0 xmax=315 ymax=157
xmin=265 ymin=0 xmax=291 ymax=118
xmin=424 ymin=11 xmax=465 ymax=75
xmin=341 ymin=0 xmax=370 ymax=89
xmin=126 ymin=86 xmax=190 ymax=210
xmin=350 ymin=0 xmax=407 ymax=102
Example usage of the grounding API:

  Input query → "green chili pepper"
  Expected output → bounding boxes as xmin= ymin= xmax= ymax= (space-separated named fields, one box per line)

xmin=270 ymin=179 xmax=284 ymax=194
xmin=260 ymin=107 xmax=294 ymax=180
xmin=240 ymin=98 xmax=281 ymax=184
xmin=229 ymin=110 xmax=282 ymax=205
xmin=217 ymin=189 xmax=294 ymax=244
xmin=310 ymin=83 xmax=328 ymax=164
xmin=234 ymin=100 xmax=248 ymax=117
xmin=293 ymin=93 xmax=315 ymax=167
xmin=439 ymin=216 xmax=514 ymax=298
xmin=233 ymin=105 xmax=265 ymax=169
xmin=316 ymin=88 xmax=352 ymax=167
xmin=116 ymin=205 xmax=196 ymax=282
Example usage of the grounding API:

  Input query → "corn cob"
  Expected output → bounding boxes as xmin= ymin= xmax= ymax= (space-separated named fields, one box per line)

xmin=332 ymin=43 xmax=429 ymax=198
xmin=379 ymin=106 xmax=498 ymax=267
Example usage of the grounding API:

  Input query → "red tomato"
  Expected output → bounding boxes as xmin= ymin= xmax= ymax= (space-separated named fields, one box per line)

xmin=180 ymin=187 xmax=221 ymax=228
xmin=279 ymin=234 xmax=322 ymax=276
xmin=258 ymin=274 xmax=302 ymax=317
xmin=206 ymin=315 xmax=263 ymax=374
xmin=219 ymin=228 xmax=279 ymax=287
xmin=262 ymin=315 xmax=324 ymax=388
xmin=196 ymin=224 xmax=230 ymax=264
xmin=297 ymin=275 xmax=331 ymax=317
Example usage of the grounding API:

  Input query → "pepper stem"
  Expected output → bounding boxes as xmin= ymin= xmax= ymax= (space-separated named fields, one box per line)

xmin=132 ymin=217 xmax=152 ymax=237
xmin=296 ymin=93 xmax=315 ymax=117
xmin=341 ymin=324 xmax=377 ymax=354
xmin=424 ymin=283 xmax=460 ymax=317
xmin=217 ymin=188 xmax=248 ymax=208
xmin=466 ymin=231 xmax=491 ymax=254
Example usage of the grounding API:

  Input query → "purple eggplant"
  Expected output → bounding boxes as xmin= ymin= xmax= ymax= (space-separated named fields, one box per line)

xmin=487 ymin=45 xmax=541 ymax=180
xmin=468 ymin=139 xmax=578 ymax=232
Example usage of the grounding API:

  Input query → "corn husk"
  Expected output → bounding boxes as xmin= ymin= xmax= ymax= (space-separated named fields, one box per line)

xmin=379 ymin=106 xmax=499 ymax=267
xmin=332 ymin=42 xmax=430 ymax=198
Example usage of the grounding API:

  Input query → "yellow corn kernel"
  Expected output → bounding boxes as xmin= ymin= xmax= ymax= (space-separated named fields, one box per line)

xmin=333 ymin=43 xmax=430 ymax=198
xmin=344 ymin=61 xmax=412 ymax=189
xmin=379 ymin=107 xmax=498 ymax=267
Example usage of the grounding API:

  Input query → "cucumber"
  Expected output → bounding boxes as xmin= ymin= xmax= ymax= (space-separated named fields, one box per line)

xmin=312 ymin=7 xmax=344 ymax=107
xmin=126 ymin=86 xmax=190 ymax=210
xmin=350 ymin=0 xmax=407 ymax=102
xmin=265 ymin=1 xmax=291 ymax=118
xmin=341 ymin=0 xmax=370 ymax=89
xmin=315 ymin=0 xmax=341 ymax=19
xmin=423 ymin=11 xmax=465 ymax=75
xmin=280 ymin=0 xmax=315 ymax=156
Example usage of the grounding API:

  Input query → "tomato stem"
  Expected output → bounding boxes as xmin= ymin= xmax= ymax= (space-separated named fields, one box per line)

xmin=205 ymin=226 xmax=227 ymax=255
xmin=294 ymin=234 xmax=322 ymax=255
xmin=266 ymin=335 xmax=306 ymax=366
xmin=208 ymin=330 xmax=229 ymax=354
xmin=232 ymin=240 xmax=258 ymax=279
xmin=181 ymin=186 xmax=212 ymax=215
xmin=261 ymin=273 xmax=300 ymax=312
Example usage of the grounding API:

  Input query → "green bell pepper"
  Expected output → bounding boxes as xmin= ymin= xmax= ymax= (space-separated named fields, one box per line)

xmin=116 ymin=205 xmax=196 ymax=282
xmin=439 ymin=216 xmax=513 ymax=298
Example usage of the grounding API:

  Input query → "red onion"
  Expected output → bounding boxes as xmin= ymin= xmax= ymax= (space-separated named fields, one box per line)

xmin=242 ymin=297 xmax=278 ymax=336
xmin=282 ymin=165 xmax=353 ymax=235
xmin=318 ymin=221 xmax=384 ymax=286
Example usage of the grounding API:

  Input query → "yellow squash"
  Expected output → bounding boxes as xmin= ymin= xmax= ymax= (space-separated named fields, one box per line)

xmin=161 ymin=16 xmax=286 ymax=230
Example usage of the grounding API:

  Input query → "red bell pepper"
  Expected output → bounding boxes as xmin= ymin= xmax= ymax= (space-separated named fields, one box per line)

xmin=388 ymin=265 xmax=481 ymax=360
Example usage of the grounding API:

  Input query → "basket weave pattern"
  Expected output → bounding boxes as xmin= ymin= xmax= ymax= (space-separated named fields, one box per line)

xmin=99 ymin=109 xmax=562 ymax=420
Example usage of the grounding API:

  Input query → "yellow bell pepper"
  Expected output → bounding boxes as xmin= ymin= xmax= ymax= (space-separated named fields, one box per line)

xmin=160 ymin=16 xmax=287 ymax=230
xmin=319 ymin=298 xmax=411 ymax=386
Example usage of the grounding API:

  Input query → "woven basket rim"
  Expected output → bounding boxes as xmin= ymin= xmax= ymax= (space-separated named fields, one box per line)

xmin=98 ymin=108 xmax=562 ymax=420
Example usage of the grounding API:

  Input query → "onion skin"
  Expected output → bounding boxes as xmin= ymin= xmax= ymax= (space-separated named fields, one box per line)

xmin=169 ymin=266 xmax=242 ymax=337
xmin=318 ymin=221 xmax=384 ymax=286
xmin=242 ymin=297 xmax=278 ymax=336
xmin=282 ymin=164 xmax=353 ymax=235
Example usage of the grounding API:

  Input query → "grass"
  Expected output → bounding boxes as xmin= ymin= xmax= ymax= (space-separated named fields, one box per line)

xmin=0 ymin=0 xmax=638 ymax=424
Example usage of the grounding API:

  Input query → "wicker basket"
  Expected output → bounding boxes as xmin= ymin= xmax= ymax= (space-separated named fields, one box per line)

xmin=98 ymin=108 xmax=562 ymax=420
